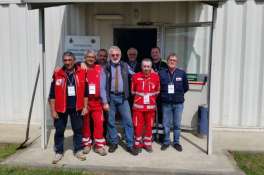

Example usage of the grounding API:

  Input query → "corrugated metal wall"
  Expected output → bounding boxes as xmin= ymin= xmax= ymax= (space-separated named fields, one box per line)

xmin=0 ymin=4 xmax=43 ymax=124
xmin=211 ymin=0 xmax=264 ymax=128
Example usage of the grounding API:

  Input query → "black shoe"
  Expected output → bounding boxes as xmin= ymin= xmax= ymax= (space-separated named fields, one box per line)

xmin=108 ymin=144 xmax=118 ymax=153
xmin=173 ymin=144 xmax=183 ymax=152
xmin=127 ymin=146 xmax=139 ymax=156
xmin=161 ymin=144 xmax=170 ymax=151
xmin=137 ymin=148 xmax=142 ymax=153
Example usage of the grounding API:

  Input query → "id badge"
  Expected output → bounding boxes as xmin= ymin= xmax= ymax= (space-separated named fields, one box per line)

xmin=68 ymin=86 xmax=76 ymax=96
xmin=168 ymin=84 xmax=174 ymax=94
xmin=89 ymin=84 xmax=96 ymax=95
xmin=144 ymin=94 xmax=150 ymax=104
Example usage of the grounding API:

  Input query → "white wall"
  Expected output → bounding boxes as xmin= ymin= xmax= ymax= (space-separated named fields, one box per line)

xmin=0 ymin=4 xmax=43 ymax=124
xmin=211 ymin=0 xmax=264 ymax=128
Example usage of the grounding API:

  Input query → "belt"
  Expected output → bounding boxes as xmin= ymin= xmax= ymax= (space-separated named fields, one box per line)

xmin=110 ymin=91 xmax=124 ymax=96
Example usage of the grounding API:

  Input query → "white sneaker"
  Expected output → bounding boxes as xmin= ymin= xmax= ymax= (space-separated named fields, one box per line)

xmin=75 ymin=151 xmax=86 ymax=161
xmin=52 ymin=153 xmax=63 ymax=164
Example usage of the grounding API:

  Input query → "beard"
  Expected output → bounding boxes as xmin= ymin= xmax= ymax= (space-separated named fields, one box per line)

xmin=111 ymin=58 xmax=120 ymax=64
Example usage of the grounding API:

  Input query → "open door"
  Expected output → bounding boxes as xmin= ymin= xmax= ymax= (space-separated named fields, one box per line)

xmin=113 ymin=28 xmax=157 ymax=62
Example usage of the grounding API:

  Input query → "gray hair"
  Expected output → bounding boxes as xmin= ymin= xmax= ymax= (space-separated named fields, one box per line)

xmin=141 ymin=58 xmax=152 ymax=67
xmin=167 ymin=53 xmax=179 ymax=61
xmin=84 ymin=49 xmax=96 ymax=59
xmin=108 ymin=46 xmax=122 ymax=55
xmin=62 ymin=51 xmax=76 ymax=60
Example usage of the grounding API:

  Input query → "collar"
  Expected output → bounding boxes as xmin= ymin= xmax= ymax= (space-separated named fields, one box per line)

xmin=110 ymin=60 xmax=121 ymax=67
xmin=167 ymin=68 xmax=177 ymax=74
xmin=128 ymin=60 xmax=137 ymax=64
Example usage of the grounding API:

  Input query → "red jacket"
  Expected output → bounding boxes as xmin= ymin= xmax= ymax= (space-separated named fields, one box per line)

xmin=85 ymin=64 xmax=102 ymax=110
xmin=131 ymin=72 xmax=160 ymax=111
xmin=53 ymin=66 xmax=86 ymax=113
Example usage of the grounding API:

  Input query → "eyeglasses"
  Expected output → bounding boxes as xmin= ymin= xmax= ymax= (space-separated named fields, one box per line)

xmin=111 ymin=54 xmax=120 ymax=57
xmin=168 ymin=59 xmax=177 ymax=62
xmin=128 ymin=53 xmax=136 ymax=56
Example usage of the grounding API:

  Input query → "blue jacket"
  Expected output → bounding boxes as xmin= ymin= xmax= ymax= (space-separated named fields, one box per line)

xmin=159 ymin=68 xmax=189 ymax=104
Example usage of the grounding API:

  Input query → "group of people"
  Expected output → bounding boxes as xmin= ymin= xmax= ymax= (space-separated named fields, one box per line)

xmin=48 ymin=46 xmax=189 ymax=164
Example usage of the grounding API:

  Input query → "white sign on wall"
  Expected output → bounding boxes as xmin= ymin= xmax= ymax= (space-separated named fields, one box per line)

xmin=65 ymin=35 xmax=100 ymax=62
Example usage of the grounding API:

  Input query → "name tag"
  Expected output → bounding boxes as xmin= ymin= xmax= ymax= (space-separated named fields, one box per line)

xmin=168 ymin=84 xmax=174 ymax=94
xmin=176 ymin=77 xmax=182 ymax=81
xmin=144 ymin=94 xmax=150 ymax=104
xmin=68 ymin=86 xmax=76 ymax=96
xmin=89 ymin=84 xmax=96 ymax=95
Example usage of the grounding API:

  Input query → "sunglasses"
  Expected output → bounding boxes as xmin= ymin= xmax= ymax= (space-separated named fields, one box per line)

xmin=111 ymin=54 xmax=120 ymax=57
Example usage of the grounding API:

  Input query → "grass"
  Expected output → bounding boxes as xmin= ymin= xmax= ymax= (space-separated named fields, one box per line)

xmin=0 ymin=143 xmax=94 ymax=175
xmin=232 ymin=151 xmax=264 ymax=175
xmin=0 ymin=143 xmax=18 ymax=162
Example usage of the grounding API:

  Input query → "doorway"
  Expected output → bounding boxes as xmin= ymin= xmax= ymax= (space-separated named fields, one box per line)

xmin=113 ymin=28 xmax=157 ymax=62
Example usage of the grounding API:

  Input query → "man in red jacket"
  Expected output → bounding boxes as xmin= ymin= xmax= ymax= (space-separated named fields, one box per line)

xmin=81 ymin=50 xmax=107 ymax=156
xmin=49 ymin=52 xmax=88 ymax=164
xmin=131 ymin=58 xmax=160 ymax=153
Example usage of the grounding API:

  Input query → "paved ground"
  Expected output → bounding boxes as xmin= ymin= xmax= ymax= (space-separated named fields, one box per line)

xmin=1 ymin=124 xmax=263 ymax=175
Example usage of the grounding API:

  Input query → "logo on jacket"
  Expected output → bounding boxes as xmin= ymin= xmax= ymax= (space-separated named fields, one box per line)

xmin=56 ymin=79 xmax=64 ymax=86
xmin=149 ymin=82 xmax=156 ymax=89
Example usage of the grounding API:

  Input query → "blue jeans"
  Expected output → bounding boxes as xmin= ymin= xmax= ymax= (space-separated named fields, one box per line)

xmin=162 ymin=103 xmax=184 ymax=145
xmin=107 ymin=94 xmax=134 ymax=147
xmin=54 ymin=108 xmax=83 ymax=154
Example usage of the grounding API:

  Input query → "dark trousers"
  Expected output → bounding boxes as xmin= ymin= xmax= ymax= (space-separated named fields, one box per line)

xmin=54 ymin=108 xmax=83 ymax=154
xmin=152 ymin=98 xmax=164 ymax=143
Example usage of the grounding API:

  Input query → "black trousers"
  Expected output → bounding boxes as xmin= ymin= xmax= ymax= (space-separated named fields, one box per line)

xmin=54 ymin=108 xmax=83 ymax=154
xmin=152 ymin=98 xmax=164 ymax=143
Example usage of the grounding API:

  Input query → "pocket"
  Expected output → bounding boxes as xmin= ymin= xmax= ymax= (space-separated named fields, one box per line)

xmin=174 ymin=81 xmax=183 ymax=91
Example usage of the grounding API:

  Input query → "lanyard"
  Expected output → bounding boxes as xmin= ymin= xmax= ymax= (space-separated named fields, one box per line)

xmin=167 ymin=70 xmax=176 ymax=84
xmin=66 ymin=72 xmax=75 ymax=86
